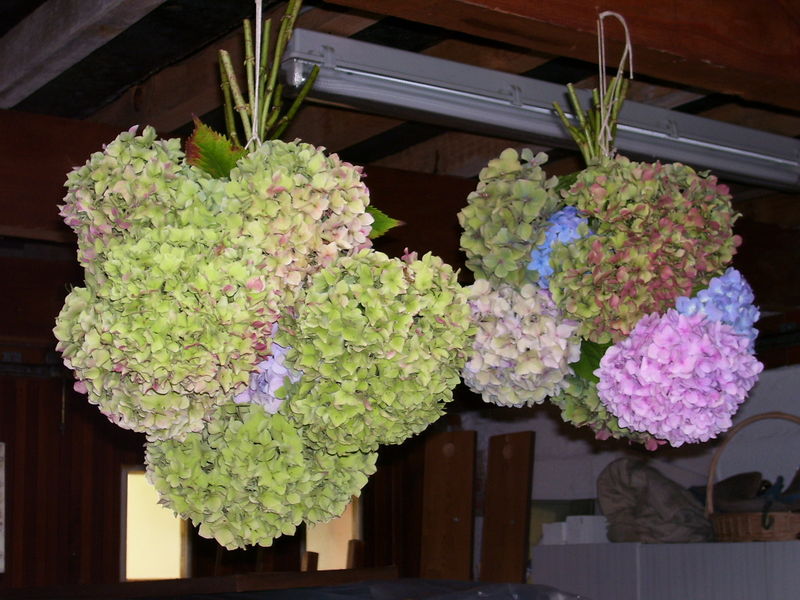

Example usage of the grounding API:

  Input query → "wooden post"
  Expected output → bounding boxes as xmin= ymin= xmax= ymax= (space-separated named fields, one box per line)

xmin=346 ymin=539 xmax=364 ymax=570
xmin=301 ymin=551 xmax=319 ymax=572
xmin=419 ymin=430 xmax=476 ymax=580
xmin=479 ymin=431 xmax=535 ymax=583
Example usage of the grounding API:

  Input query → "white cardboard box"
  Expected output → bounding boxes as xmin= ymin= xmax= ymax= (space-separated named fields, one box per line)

xmin=540 ymin=516 xmax=609 ymax=545
xmin=530 ymin=541 xmax=800 ymax=600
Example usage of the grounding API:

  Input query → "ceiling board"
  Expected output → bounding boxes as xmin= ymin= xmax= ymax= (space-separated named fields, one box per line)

xmin=282 ymin=104 xmax=403 ymax=151
xmin=421 ymin=39 xmax=551 ymax=73
xmin=13 ymin=0 xmax=262 ymax=118
xmin=698 ymin=104 xmax=800 ymax=137
xmin=370 ymin=131 xmax=542 ymax=177
xmin=0 ymin=0 xmax=168 ymax=108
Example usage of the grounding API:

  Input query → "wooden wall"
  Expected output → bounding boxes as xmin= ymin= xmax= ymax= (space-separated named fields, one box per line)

xmin=0 ymin=376 xmax=145 ymax=589
xmin=0 ymin=110 xmax=137 ymax=589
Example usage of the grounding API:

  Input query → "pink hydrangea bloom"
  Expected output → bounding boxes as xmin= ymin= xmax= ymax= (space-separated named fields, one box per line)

xmin=595 ymin=309 xmax=763 ymax=446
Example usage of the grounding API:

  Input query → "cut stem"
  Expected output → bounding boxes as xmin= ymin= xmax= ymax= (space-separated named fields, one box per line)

xmin=257 ymin=18 xmax=272 ymax=139
xmin=270 ymin=65 xmax=319 ymax=139
xmin=219 ymin=50 xmax=252 ymax=142
xmin=219 ymin=58 xmax=241 ymax=146
xmin=243 ymin=19 xmax=255 ymax=116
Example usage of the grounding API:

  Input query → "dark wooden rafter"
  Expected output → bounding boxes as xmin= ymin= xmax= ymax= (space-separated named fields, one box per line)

xmin=0 ymin=110 xmax=119 ymax=243
xmin=323 ymin=0 xmax=800 ymax=112
xmin=0 ymin=0 xmax=168 ymax=108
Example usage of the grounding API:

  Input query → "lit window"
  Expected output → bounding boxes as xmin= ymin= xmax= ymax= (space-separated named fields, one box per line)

xmin=305 ymin=498 xmax=360 ymax=570
xmin=122 ymin=468 xmax=188 ymax=580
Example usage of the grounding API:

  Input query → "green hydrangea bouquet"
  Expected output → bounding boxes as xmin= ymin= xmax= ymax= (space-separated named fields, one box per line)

xmin=54 ymin=0 xmax=468 ymax=549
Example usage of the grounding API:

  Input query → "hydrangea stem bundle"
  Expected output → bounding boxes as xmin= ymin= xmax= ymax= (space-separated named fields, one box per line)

xmin=218 ymin=0 xmax=319 ymax=145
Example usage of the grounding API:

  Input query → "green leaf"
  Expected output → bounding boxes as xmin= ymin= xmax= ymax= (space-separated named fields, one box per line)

xmin=571 ymin=339 xmax=613 ymax=383
xmin=185 ymin=118 xmax=245 ymax=179
xmin=555 ymin=171 xmax=579 ymax=192
xmin=367 ymin=205 xmax=403 ymax=239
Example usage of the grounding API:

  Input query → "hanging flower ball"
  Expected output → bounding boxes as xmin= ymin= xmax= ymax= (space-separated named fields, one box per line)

xmin=595 ymin=309 xmax=763 ymax=446
xmin=462 ymin=279 xmax=581 ymax=407
xmin=549 ymin=156 xmax=741 ymax=344
xmin=676 ymin=267 xmax=759 ymax=350
xmin=55 ymin=127 xmax=375 ymax=440
xmin=527 ymin=205 xmax=592 ymax=288
xmin=458 ymin=148 xmax=562 ymax=287
xmin=277 ymin=249 xmax=474 ymax=454
xmin=145 ymin=404 xmax=377 ymax=550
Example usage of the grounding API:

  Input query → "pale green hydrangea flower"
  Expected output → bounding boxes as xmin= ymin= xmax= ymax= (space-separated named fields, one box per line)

xmin=145 ymin=404 xmax=377 ymax=550
xmin=277 ymin=249 xmax=475 ymax=453
xmin=56 ymin=127 xmax=374 ymax=440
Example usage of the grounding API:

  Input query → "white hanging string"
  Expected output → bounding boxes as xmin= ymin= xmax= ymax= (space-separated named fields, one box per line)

xmin=247 ymin=0 xmax=264 ymax=148
xmin=596 ymin=11 xmax=633 ymax=157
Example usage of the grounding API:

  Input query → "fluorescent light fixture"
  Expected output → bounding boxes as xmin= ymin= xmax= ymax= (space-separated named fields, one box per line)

xmin=283 ymin=29 xmax=800 ymax=190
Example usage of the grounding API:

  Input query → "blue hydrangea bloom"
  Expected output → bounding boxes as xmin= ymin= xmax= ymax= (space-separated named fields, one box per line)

xmin=675 ymin=267 xmax=760 ymax=350
xmin=528 ymin=206 xmax=590 ymax=288
xmin=234 ymin=337 xmax=303 ymax=413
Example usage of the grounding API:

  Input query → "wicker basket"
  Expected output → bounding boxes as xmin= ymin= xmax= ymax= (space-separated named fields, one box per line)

xmin=705 ymin=411 xmax=800 ymax=542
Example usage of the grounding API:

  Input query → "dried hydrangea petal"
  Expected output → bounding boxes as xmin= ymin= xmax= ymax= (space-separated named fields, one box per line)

xmin=550 ymin=156 xmax=741 ymax=343
xmin=675 ymin=267 xmax=759 ymax=350
xmin=463 ymin=279 xmax=581 ymax=407
xmin=527 ymin=206 xmax=591 ymax=288
xmin=548 ymin=374 xmax=663 ymax=449
xmin=458 ymin=148 xmax=562 ymax=287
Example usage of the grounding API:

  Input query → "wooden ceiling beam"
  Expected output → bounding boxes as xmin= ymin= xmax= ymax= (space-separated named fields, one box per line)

xmin=370 ymin=132 xmax=539 ymax=177
xmin=323 ymin=0 xmax=800 ymax=111
xmin=0 ymin=0 xmax=168 ymax=108
xmin=0 ymin=110 xmax=120 ymax=243
xmin=698 ymin=104 xmax=800 ymax=137
xmin=281 ymin=105 xmax=402 ymax=152
xmin=89 ymin=25 xmax=244 ymax=134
